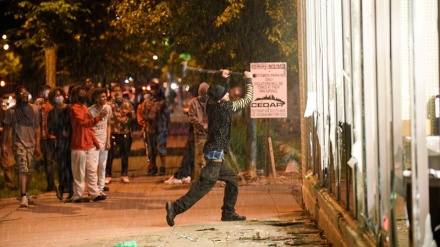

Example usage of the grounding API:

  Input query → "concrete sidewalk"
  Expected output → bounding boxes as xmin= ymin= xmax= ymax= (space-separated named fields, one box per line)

xmin=0 ymin=112 xmax=329 ymax=246
xmin=0 ymin=174 xmax=327 ymax=247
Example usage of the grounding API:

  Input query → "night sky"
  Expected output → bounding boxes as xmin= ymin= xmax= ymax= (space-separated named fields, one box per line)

xmin=0 ymin=1 xmax=20 ymax=34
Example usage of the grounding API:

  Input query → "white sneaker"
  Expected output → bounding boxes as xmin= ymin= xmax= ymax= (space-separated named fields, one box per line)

xmin=105 ymin=177 xmax=112 ymax=184
xmin=173 ymin=178 xmax=183 ymax=184
xmin=181 ymin=176 xmax=191 ymax=184
xmin=164 ymin=176 xmax=174 ymax=185
xmin=121 ymin=176 xmax=130 ymax=183
xmin=20 ymin=196 xmax=28 ymax=208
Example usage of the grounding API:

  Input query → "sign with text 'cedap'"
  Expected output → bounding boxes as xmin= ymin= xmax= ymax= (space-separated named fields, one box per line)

xmin=250 ymin=62 xmax=287 ymax=118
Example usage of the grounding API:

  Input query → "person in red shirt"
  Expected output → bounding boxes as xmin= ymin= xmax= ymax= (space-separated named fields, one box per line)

xmin=69 ymin=86 xmax=108 ymax=203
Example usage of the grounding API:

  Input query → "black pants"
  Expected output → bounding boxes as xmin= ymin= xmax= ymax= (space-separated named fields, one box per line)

xmin=173 ymin=159 xmax=238 ymax=215
xmin=173 ymin=137 xmax=194 ymax=179
xmin=41 ymin=139 xmax=56 ymax=190
xmin=106 ymin=133 xmax=132 ymax=176
xmin=56 ymin=138 xmax=73 ymax=197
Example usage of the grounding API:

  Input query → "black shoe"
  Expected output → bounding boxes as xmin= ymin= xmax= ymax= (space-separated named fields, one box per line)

xmin=159 ymin=167 xmax=166 ymax=176
xmin=55 ymin=185 xmax=63 ymax=201
xmin=147 ymin=169 xmax=157 ymax=176
xmin=221 ymin=212 xmax=246 ymax=221
xmin=165 ymin=201 xmax=176 ymax=227
xmin=93 ymin=194 xmax=106 ymax=202
xmin=73 ymin=198 xmax=90 ymax=203
xmin=103 ymin=187 xmax=110 ymax=191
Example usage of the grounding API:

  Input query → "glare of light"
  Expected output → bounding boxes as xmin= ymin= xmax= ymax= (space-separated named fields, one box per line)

xmin=142 ymin=86 xmax=146 ymax=91
xmin=153 ymin=55 xmax=158 ymax=60
xmin=128 ymin=76 xmax=133 ymax=82
xmin=124 ymin=79 xmax=129 ymax=84
xmin=185 ymin=85 xmax=190 ymax=91
xmin=146 ymin=85 xmax=151 ymax=90
xmin=3 ymin=44 xmax=9 ymax=50
xmin=170 ymin=82 xmax=179 ymax=90
xmin=0 ymin=81 xmax=4 ymax=87
xmin=6 ymin=96 xmax=16 ymax=109
xmin=2 ymin=35 xmax=6 ymax=39
xmin=163 ymin=82 xmax=168 ymax=88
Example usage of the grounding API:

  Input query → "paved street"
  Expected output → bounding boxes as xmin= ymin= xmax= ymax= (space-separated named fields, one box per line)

xmin=0 ymin=175 xmax=322 ymax=247
xmin=0 ymin=112 xmax=329 ymax=247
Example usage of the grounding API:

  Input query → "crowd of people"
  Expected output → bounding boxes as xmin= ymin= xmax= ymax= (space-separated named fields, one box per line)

xmin=0 ymin=70 xmax=254 ymax=227
xmin=0 ymin=78 xmax=171 ymax=206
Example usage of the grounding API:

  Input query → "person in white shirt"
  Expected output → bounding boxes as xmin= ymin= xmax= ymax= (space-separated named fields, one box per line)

xmin=88 ymin=88 xmax=112 ymax=195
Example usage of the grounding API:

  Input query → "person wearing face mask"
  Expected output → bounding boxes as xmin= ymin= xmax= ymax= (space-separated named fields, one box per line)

xmin=83 ymin=77 xmax=95 ymax=106
xmin=106 ymin=84 xmax=135 ymax=184
xmin=47 ymin=87 xmax=74 ymax=202
xmin=35 ymin=85 xmax=57 ymax=192
xmin=1 ymin=85 xmax=41 ymax=207
xmin=69 ymin=86 xmax=108 ymax=203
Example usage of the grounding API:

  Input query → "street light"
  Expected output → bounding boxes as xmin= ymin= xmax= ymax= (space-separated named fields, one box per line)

xmin=170 ymin=82 xmax=179 ymax=90
xmin=0 ymin=80 xmax=5 ymax=87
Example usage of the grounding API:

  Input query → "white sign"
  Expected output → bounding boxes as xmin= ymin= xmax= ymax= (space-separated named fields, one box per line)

xmin=250 ymin=62 xmax=287 ymax=118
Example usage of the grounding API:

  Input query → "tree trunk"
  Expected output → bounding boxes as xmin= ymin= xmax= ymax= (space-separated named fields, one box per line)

xmin=45 ymin=45 xmax=58 ymax=88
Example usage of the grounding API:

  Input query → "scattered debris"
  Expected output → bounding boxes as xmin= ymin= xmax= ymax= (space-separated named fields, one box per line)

xmin=114 ymin=241 xmax=137 ymax=247
xmin=284 ymin=239 xmax=330 ymax=246
xmin=265 ymin=221 xmax=307 ymax=227
xmin=196 ymin=227 xmax=217 ymax=231
xmin=175 ymin=233 xmax=198 ymax=242
xmin=269 ymin=235 xmax=298 ymax=241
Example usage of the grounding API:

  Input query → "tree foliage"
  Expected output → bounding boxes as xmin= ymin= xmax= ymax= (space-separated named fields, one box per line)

xmin=6 ymin=0 xmax=297 ymax=91
xmin=6 ymin=0 xmax=87 ymax=86
xmin=12 ymin=0 xmax=84 ymax=49
xmin=0 ymin=51 xmax=22 ymax=80
xmin=112 ymin=0 xmax=297 ymax=79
